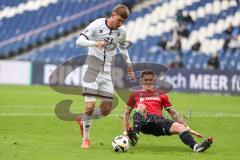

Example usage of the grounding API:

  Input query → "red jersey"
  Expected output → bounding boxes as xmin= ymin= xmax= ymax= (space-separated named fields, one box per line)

xmin=127 ymin=89 xmax=172 ymax=117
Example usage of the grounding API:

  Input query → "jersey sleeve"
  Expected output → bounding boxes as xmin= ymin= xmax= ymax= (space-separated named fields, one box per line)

xmin=118 ymin=29 xmax=132 ymax=65
xmin=118 ymin=46 xmax=131 ymax=65
xmin=161 ymin=94 xmax=173 ymax=110
xmin=80 ymin=19 xmax=99 ymax=40
xmin=127 ymin=92 xmax=136 ymax=109
xmin=119 ymin=28 xmax=127 ymax=43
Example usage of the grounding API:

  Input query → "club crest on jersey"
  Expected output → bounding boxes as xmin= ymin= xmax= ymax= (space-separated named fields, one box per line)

xmin=99 ymin=29 xmax=103 ymax=34
xmin=117 ymin=32 xmax=121 ymax=37
xmin=83 ymin=87 xmax=88 ymax=92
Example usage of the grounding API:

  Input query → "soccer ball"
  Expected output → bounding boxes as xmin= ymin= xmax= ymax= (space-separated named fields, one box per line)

xmin=112 ymin=135 xmax=130 ymax=152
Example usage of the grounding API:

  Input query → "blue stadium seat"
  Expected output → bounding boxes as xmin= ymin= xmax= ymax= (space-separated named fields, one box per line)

xmin=0 ymin=0 xmax=122 ymax=56
xmin=1 ymin=0 xmax=239 ymax=71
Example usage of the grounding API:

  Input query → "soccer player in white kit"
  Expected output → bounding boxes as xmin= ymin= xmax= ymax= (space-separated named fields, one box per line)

xmin=76 ymin=4 xmax=135 ymax=149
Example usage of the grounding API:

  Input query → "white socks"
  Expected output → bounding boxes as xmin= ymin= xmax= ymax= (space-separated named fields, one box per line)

xmin=83 ymin=120 xmax=91 ymax=140
xmin=82 ymin=107 xmax=103 ymax=140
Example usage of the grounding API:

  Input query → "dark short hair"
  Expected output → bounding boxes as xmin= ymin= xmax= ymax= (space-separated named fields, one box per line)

xmin=141 ymin=70 xmax=155 ymax=78
xmin=112 ymin=4 xmax=129 ymax=19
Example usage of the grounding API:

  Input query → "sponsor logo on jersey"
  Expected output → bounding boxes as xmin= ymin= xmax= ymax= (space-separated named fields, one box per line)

xmin=139 ymin=96 xmax=160 ymax=102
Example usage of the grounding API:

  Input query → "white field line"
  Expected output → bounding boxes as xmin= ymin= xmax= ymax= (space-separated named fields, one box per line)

xmin=0 ymin=104 xmax=52 ymax=109
xmin=1 ymin=105 xmax=239 ymax=117
xmin=0 ymin=113 xmax=55 ymax=116
xmin=0 ymin=112 xmax=240 ymax=117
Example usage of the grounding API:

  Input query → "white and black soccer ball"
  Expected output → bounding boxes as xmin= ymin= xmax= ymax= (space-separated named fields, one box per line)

xmin=112 ymin=135 xmax=130 ymax=152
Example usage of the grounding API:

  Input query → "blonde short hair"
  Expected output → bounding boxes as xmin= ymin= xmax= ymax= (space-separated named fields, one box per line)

xmin=112 ymin=4 xmax=129 ymax=19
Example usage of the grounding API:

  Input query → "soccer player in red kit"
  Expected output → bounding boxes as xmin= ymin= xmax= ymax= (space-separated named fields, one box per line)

xmin=123 ymin=70 xmax=213 ymax=152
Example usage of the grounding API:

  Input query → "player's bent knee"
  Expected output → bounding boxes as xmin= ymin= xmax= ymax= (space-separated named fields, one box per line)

xmin=85 ymin=107 xmax=94 ymax=115
xmin=85 ymin=104 xmax=95 ymax=113
xmin=170 ymin=122 xmax=187 ymax=134
xmin=102 ymin=110 xmax=111 ymax=116
xmin=176 ymin=123 xmax=187 ymax=133
xmin=100 ymin=102 xmax=112 ymax=116
xmin=101 ymin=102 xmax=112 ymax=110
xmin=102 ymin=106 xmax=112 ymax=116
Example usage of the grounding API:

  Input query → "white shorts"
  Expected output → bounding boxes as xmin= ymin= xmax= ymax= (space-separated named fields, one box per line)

xmin=81 ymin=64 xmax=113 ymax=102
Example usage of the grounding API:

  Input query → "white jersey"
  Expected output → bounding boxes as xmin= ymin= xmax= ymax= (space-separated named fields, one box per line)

xmin=76 ymin=18 xmax=132 ymax=100
xmin=80 ymin=18 xmax=131 ymax=72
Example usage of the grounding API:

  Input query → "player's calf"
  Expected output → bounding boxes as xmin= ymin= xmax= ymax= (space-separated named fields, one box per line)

xmin=98 ymin=101 xmax=112 ymax=117
xmin=76 ymin=116 xmax=84 ymax=137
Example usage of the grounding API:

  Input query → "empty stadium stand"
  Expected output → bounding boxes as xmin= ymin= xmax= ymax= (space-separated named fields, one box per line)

xmin=0 ymin=0 xmax=240 ymax=70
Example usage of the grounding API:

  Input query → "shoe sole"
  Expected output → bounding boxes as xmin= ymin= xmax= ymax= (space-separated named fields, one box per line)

xmin=198 ymin=137 xmax=213 ymax=152
xmin=81 ymin=140 xmax=90 ymax=149
xmin=127 ymin=131 xmax=138 ymax=146
xmin=81 ymin=145 xmax=90 ymax=149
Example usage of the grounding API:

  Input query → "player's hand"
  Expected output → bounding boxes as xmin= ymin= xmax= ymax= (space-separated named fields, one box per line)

xmin=123 ymin=131 xmax=128 ymax=138
xmin=189 ymin=128 xmax=203 ymax=138
xmin=94 ymin=40 xmax=107 ymax=48
xmin=128 ymin=71 xmax=135 ymax=82
xmin=127 ymin=66 xmax=135 ymax=82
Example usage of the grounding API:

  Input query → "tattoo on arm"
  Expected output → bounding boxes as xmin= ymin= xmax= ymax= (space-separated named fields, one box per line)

xmin=124 ymin=106 xmax=132 ymax=131
xmin=169 ymin=108 xmax=188 ymax=127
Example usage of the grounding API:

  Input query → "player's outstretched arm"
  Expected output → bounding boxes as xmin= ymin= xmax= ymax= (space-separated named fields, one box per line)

xmin=76 ymin=35 xmax=96 ymax=47
xmin=127 ymin=65 xmax=135 ymax=82
xmin=118 ymin=48 xmax=135 ymax=81
xmin=76 ymin=35 xmax=107 ymax=48
xmin=167 ymin=107 xmax=203 ymax=138
xmin=189 ymin=129 xmax=203 ymax=138
xmin=118 ymin=34 xmax=135 ymax=81
xmin=76 ymin=19 xmax=107 ymax=48
xmin=167 ymin=107 xmax=188 ymax=127
xmin=123 ymin=105 xmax=132 ymax=136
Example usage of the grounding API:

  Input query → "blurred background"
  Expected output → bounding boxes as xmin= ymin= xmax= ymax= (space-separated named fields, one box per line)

xmin=0 ymin=0 xmax=240 ymax=95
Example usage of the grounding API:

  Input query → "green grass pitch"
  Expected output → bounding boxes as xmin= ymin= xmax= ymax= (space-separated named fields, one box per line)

xmin=0 ymin=85 xmax=240 ymax=160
